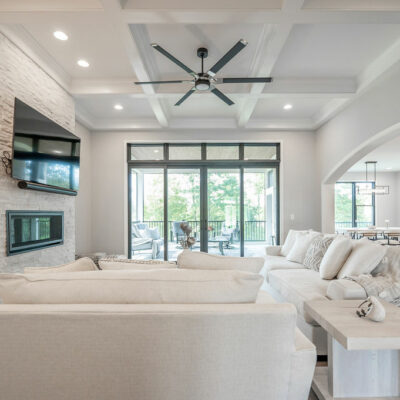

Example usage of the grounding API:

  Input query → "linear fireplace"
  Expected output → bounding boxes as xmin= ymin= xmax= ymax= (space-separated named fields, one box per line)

xmin=6 ymin=211 xmax=64 ymax=255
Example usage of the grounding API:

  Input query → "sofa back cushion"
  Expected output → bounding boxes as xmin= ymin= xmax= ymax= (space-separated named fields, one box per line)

xmin=319 ymin=236 xmax=352 ymax=280
xmin=99 ymin=258 xmax=176 ymax=270
xmin=281 ymin=230 xmax=304 ymax=257
xmin=303 ymin=236 xmax=334 ymax=271
xmin=337 ymin=238 xmax=386 ymax=279
xmin=24 ymin=257 xmax=97 ymax=274
xmin=286 ymin=231 xmax=322 ymax=264
xmin=177 ymin=250 xmax=264 ymax=273
xmin=0 ymin=269 xmax=263 ymax=304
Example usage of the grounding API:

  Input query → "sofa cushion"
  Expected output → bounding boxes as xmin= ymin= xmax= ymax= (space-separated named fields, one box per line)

xmin=265 ymin=255 xmax=306 ymax=273
xmin=281 ymin=230 xmax=303 ymax=257
xmin=0 ymin=269 xmax=263 ymax=305
xmin=286 ymin=231 xmax=322 ymax=264
xmin=99 ymin=258 xmax=176 ymax=270
xmin=267 ymin=269 xmax=329 ymax=324
xmin=23 ymin=257 xmax=97 ymax=274
xmin=326 ymin=279 xmax=367 ymax=300
xmin=303 ymin=236 xmax=334 ymax=271
xmin=337 ymin=238 xmax=386 ymax=279
xmin=177 ymin=250 xmax=264 ymax=273
xmin=319 ymin=236 xmax=352 ymax=280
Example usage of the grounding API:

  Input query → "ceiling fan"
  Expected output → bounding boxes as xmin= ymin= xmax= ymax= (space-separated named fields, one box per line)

xmin=134 ymin=39 xmax=272 ymax=106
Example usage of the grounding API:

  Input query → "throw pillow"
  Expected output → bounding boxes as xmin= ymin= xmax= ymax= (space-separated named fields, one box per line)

xmin=177 ymin=250 xmax=264 ymax=273
xmin=23 ymin=257 xmax=97 ymax=274
xmin=286 ymin=231 xmax=322 ymax=264
xmin=319 ymin=236 xmax=352 ymax=280
xmin=337 ymin=238 xmax=387 ymax=279
xmin=99 ymin=258 xmax=176 ymax=270
xmin=281 ymin=230 xmax=304 ymax=257
xmin=0 ymin=269 xmax=263 ymax=304
xmin=303 ymin=236 xmax=334 ymax=271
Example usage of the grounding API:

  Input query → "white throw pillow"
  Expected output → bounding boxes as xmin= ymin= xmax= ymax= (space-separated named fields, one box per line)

xmin=99 ymin=258 xmax=176 ymax=270
xmin=281 ymin=230 xmax=305 ymax=257
xmin=286 ymin=231 xmax=322 ymax=264
xmin=337 ymin=238 xmax=387 ymax=279
xmin=0 ymin=269 xmax=263 ymax=304
xmin=24 ymin=257 xmax=97 ymax=274
xmin=319 ymin=236 xmax=352 ymax=280
xmin=177 ymin=250 xmax=264 ymax=273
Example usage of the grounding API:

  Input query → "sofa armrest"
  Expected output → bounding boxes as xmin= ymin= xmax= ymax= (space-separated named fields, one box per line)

xmin=326 ymin=279 xmax=367 ymax=300
xmin=287 ymin=328 xmax=316 ymax=400
xmin=265 ymin=245 xmax=282 ymax=256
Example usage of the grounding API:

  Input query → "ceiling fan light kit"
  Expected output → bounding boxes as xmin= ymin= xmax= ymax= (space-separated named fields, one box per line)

xmin=135 ymin=39 xmax=272 ymax=106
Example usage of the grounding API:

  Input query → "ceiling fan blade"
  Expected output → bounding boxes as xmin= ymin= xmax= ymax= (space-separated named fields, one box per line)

xmin=207 ymin=39 xmax=248 ymax=77
xmin=211 ymin=88 xmax=234 ymax=106
xmin=151 ymin=43 xmax=197 ymax=77
xmin=175 ymin=88 xmax=195 ymax=106
xmin=221 ymin=77 xmax=272 ymax=84
xmin=135 ymin=80 xmax=192 ymax=85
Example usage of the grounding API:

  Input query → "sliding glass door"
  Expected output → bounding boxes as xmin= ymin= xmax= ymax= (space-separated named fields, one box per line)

xmin=167 ymin=168 xmax=201 ymax=259
xmin=128 ymin=144 xmax=280 ymax=260
xmin=207 ymin=168 xmax=240 ymax=257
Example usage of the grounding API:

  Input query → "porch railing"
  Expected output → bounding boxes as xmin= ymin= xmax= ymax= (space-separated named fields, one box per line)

xmin=135 ymin=220 xmax=268 ymax=241
xmin=335 ymin=221 xmax=373 ymax=229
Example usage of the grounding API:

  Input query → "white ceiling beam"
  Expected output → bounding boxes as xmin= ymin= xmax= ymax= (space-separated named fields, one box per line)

xmin=238 ymin=0 xmax=306 ymax=127
xmin=88 ymin=117 xmax=315 ymax=131
xmin=70 ymin=77 xmax=356 ymax=96
xmin=120 ymin=9 xmax=400 ymax=25
xmin=99 ymin=0 xmax=169 ymax=127
xmin=237 ymin=24 xmax=293 ymax=127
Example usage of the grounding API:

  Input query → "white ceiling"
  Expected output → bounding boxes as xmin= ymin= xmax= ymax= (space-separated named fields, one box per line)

xmin=1 ymin=0 xmax=400 ymax=130
xmin=349 ymin=136 xmax=400 ymax=173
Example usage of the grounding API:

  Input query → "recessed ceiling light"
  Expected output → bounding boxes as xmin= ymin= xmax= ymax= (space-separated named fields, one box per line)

xmin=283 ymin=104 xmax=293 ymax=110
xmin=53 ymin=150 xmax=62 ymax=154
xmin=53 ymin=31 xmax=68 ymax=41
xmin=385 ymin=167 xmax=393 ymax=170
xmin=154 ymin=149 xmax=159 ymax=153
xmin=114 ymin=104 xmax=123 ymax=110
xmin=77 ymin=59 xmax=90 ymax=68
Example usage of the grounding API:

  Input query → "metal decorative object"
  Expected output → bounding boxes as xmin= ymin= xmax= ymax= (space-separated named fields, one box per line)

xmin=356 ymin=296 xmax=386 ymax=322
xmin=179 ymin=222 xmax=196 ymax=249
xmin=1 ymin=151 xmax=12 ymax=175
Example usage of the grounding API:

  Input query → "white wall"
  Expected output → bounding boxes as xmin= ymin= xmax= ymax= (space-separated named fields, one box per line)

xmin=339 ymin=171 xmax=400 ymax=227
xmin=316 ymin=64 xmax=400 ymax=232
xmin=0 ymin=32 xmax=76 ymax=272
xmin=75 ymin=122 xmax=92 ymax=255
xmin=88 ymin=130 xmax=320 ymax=255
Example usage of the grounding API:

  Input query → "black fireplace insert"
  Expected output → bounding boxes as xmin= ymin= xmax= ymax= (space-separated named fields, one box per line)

xmin=6 ymin=211 xmax=64 ymax=255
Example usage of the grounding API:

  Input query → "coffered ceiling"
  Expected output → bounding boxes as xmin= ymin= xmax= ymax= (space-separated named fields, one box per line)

xmin=1 ymin=0 xmax=400 ymax=131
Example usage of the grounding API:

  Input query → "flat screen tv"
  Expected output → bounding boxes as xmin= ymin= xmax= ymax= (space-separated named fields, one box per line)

xmin=12 ymin=98 xmax=80 ymax=192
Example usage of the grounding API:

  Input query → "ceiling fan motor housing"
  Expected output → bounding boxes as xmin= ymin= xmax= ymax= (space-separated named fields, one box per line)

xmin=197 ymin=47 xmax=208 ymax=58
xmin=195 ymin=73 xmax=211 ymax=91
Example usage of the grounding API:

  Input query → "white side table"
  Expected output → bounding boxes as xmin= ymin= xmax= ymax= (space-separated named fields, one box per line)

xmin=305 ymin=299 xmax=400 ymax=400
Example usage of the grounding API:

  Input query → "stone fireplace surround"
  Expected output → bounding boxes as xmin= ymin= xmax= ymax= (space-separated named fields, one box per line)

xmin=0 ymin=32 xmax=76 ymax=272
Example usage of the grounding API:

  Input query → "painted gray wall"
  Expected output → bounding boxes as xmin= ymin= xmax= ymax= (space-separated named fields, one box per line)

xmin=87 ymin=130 xmax=320 ymax=255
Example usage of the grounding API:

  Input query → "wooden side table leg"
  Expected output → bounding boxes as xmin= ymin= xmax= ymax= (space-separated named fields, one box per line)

xmin=328 ymin=334 xmax=400 ymax=398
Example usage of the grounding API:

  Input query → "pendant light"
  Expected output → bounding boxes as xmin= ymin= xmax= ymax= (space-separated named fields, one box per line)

xmin=357 ymin=161 xmax=390 ymax=195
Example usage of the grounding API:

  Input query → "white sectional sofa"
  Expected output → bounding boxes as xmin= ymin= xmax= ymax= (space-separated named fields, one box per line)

xmin=263 ymin=236 xmax=382 ymax=355
xmin=0 ymin=255 xmax=316 ymax=400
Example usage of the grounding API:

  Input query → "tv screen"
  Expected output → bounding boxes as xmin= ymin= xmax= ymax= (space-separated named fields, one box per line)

xmin=12 ymin=98 xmax=80 ymax=191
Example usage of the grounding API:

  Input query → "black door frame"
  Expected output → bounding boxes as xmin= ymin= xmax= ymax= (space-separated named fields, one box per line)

xmin=128 ymin=143 xmax=281 ymax=260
